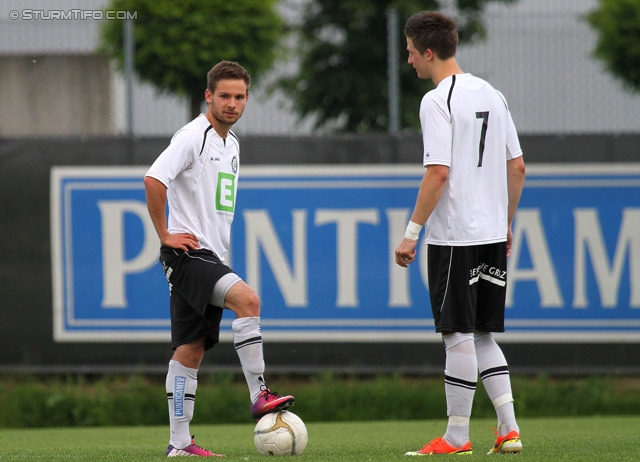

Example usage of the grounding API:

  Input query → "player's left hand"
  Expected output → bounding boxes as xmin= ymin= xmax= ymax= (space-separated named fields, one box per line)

xmin=506 ymin=227 xmax=513 ymax=258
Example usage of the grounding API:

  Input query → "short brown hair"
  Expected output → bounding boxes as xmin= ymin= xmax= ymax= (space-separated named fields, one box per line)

xmin=207 ymin=61 xmax=251 ymax=93
xmin=404 ymin=11 xmax=458 ymax=59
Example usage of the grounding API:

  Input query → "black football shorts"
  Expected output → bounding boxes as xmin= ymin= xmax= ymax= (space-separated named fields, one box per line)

xmin=427 ymin=242 xmax=508 ymax=333
xmin=159 ymin=246 xmax=237 ymax=350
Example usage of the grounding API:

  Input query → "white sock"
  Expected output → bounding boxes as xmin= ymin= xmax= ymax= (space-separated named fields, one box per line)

xmin=445 ymin=416 xmax=470 ymax=447
xmin=496 ymin=401 xmax=518 ymax=435
xmin=166 ymin=359 xmax=197 ymax=449
xmin=475 ymin=332 xmax=519 ymax=435
xmin=442 ymin=333 xmax=476 ymax=447
xmin=233 ymin=316 xmax=266 ymax=403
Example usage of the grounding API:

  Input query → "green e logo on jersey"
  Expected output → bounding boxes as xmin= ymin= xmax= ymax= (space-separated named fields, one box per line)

xmin=216 ymin=172 xmax=236 ymax=212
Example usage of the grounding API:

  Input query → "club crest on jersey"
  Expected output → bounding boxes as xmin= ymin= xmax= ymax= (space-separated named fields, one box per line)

xmin=231 ymin=155 xmax=238 ymax=174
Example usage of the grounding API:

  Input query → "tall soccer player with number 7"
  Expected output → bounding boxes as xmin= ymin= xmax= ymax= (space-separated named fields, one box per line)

xmin=394 ymin=11 xmax=526 ymax=456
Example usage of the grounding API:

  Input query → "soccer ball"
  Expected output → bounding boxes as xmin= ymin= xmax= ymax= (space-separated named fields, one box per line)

xmin=253 ymin=410 xmax=308 ymax=456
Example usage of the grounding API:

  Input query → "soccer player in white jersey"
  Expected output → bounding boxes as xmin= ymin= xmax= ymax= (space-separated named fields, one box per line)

xmin=395 ymin=12 xmax=526 ymax=456
xmin=144 ymin=61 xmax=294 ymax=457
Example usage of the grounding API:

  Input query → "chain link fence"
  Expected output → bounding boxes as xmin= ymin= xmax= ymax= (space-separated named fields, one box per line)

xmin=0 ymin=0 xmax=638 ymax=136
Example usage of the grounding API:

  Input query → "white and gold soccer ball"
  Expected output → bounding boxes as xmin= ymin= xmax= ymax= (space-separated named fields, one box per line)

xmin=253 ymin=410 xmax=308 ymax=456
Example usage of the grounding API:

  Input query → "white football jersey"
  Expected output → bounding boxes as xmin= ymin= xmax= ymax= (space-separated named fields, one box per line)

xmin=420 ymin=73 xmax=523 ymax=245
xmin=145 ymin=114 xmax=239 ymax=260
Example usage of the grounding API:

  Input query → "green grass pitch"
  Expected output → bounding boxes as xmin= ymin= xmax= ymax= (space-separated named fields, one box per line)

xmin=1 ymin=415 xmax=638 ymax=460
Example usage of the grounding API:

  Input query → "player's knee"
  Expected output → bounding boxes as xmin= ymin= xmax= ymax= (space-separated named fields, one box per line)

xmin=443 ymin=332 xmax=474 ymax=352
xmin=474 ymin=331 xmax=493 ymax=346
xmin=247 ymin=291 xmax=260 ymax=315
xmin=236 ymin=291 xmax=260 ymax=317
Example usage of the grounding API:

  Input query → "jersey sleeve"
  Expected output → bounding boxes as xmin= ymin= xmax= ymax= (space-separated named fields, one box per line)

xmin=420 ymin=92 xmax=452 ymax=167
xmin=496 ymin=90 xmax=523 ymax=160
xmin=505 ymin=112 xmax=523 ymax=160
xmin=145 ymin=128 xmax=198 ymax=186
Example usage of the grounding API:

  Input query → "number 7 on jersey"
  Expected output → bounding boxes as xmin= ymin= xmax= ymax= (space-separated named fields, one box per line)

xmin=475 ymin=111 xmax=489 ymax=167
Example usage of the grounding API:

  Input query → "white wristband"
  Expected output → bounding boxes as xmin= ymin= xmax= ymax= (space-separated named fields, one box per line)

xmin=404 ymin=221 xmax=423 ymax=241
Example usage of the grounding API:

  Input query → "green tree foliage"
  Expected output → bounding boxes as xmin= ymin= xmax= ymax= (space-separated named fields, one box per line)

xmin=278 ymin=0 xmax=514 ymax=133
xmin=586 ymin=0 xmax=640 ymax=93
xmin=275 ymin=0 xmax=517 ymax=133
xmin=100 ymin=0 xmax=283 ymax=119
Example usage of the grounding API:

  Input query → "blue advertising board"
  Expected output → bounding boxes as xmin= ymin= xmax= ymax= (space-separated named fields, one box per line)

xmin=50 ymin=164 xmax=640 ymax=343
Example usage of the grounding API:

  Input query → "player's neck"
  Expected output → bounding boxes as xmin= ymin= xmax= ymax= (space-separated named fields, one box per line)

xmin=205 ymin=112 xmax=231 ymax=139
xmin=432 ymin=58 xmax=463 ymax=86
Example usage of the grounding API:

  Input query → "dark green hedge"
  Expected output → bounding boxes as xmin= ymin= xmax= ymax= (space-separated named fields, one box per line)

xmin=1 ymin=373 xmax=639 ymax=428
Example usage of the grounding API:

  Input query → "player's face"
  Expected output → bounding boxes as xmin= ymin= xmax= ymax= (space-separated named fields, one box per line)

xmin=205 ymin=79 xmax=249 ymax=127
xmin=406 ymin=38 xmax=431 ymax=80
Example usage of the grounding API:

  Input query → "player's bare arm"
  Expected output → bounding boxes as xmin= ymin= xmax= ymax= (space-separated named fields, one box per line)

xmin=143 ymin=176 xmax=199 ymax=251
xmin=506 ymin=156 xmax=526 ymax=257
xmin=395 ymin=164 xmax=449 ymax=267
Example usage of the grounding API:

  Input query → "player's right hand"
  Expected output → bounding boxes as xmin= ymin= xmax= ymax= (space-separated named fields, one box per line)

xmin=395 ymin=238 xmax=417 ymax=268
xmin=162 ymin=233 xmax=199 ymax=251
